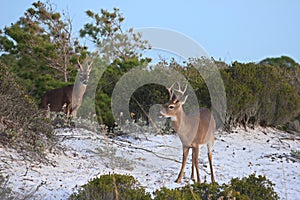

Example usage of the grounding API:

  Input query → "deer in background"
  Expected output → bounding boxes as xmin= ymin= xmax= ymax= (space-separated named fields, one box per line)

xmin=40 ymin=58 xmax=93 ymax=118
xmin=160 ymin=82 xmax=215 ymax=183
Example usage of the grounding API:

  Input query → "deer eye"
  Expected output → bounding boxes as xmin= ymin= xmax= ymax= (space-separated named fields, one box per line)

xmin=168 ymin=105 xmax=175 ymax=110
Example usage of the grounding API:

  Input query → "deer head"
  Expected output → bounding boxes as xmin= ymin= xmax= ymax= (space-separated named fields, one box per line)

xmin=76 ymin=57 xmax=93 ymax=85
xmin=161 ymin=82 xmax=188 ymax=120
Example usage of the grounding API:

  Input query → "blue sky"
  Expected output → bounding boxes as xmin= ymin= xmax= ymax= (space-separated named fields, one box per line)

xmin=1 ymin=0 xmax=299 ymax=64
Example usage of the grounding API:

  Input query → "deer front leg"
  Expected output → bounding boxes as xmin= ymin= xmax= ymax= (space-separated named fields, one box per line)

xmin=175 ymin=147 xmax=189 ymax=183
xmin=208 ymin=150 xmax=215 ymax=183
xmin=71 ymin=104 xmax=79 ymax=118
xmin=193 ymin=146 xmax=200 ymax=182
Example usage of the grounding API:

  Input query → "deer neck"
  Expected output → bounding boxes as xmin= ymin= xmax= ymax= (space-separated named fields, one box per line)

xmin=73 ymin=81 xmax=87 ymax=99
xmin=171 ymin=107 xmax=197 ymax=147
xmin=171 ymin=107 xmax=187 ymax=134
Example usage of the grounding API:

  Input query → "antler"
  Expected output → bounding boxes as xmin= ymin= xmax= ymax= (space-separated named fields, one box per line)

xmin=77 ymin=55 xmax=93 ymax=73
xmin=167 ymin=82 xmax=176 ymax=101
xmin=77 ymin=55 xmax=84 ymax=71
xmin=174 ymin=82 xmax=188 ymax=104
xmin=167 ymin=82 xmax=188 ymax=104
xmin=174 ymin=82 xmax=187 ymax=97
xmin=86 ymin=59 xmax=93 ymax=73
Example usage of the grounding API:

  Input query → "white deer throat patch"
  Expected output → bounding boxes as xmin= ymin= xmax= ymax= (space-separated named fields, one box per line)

xmin=170 ymin=116 xmax=177 ymax=121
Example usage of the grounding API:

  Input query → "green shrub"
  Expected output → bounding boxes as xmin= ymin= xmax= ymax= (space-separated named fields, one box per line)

xmin=154 ymin=174 xmax=278 ymax=200
xmin=153 ymin=182 xmax=239 ymax=200
xmin=71 ymin=174 xmax=278 ymax=200
xmin=230 ymin=174 xmax=279 ymax=200
xmin=69 ymin=174 xmax=151 ymax=200
xmin=153 ymin=187 xmax=188 ymax=200
xmin=221 ymin=61 xmax=300 ymax=129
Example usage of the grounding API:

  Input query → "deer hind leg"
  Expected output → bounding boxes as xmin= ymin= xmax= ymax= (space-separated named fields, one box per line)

xmin=207 ymin=144 xmax=215 ymax=183
xmin=175 ymin=147 xmax=189 ymax=183
xmin=192 ymin=146 xmax=201 ymax=182
xmin=66 ymin=103 xmax=72 ymax=117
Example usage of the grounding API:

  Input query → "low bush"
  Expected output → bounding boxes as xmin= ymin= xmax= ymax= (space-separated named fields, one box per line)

xmin=70 ymin=173 xmax=278 ymax=200
xmin=229 ymin=174 xmax=279 ymax=200
xmin=154 ymin=182 xmax=238 ymax=200
xmin=0 ymin=62 xmax=55 ymax=161
xmin=155 ymin=174 xmax=278 ymax=200
xmin=69 ymin=174 xmax=151 ymax=200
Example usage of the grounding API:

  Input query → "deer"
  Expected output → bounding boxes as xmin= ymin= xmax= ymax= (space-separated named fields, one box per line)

xmin=40 ymin=58 xmax=93 ymax=118
xmin=160 ymin=82 xmax=215 ymax=183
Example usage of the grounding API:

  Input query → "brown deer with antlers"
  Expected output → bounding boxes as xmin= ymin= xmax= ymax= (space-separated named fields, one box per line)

xmin=40 ymin=58 xmax=93 ymax=118
xmin=160 ymin=82 xmax=215 ymax=183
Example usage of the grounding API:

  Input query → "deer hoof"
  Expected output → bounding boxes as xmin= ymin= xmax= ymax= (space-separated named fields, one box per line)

xmin=175 ymin=179 xmax=181 ymax=183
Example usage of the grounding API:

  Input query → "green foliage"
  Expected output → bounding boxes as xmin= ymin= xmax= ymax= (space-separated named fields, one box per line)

xmin=221 ymin=61 xmax=300 ymax=129
xmin=95 ymin=58 xmax=147 ymax=127
xmin=154 ymin=183 xmax=231 ymax=200
xmin=69 ymin=174 xmax=151 ymax=200
xmin=80 ymin=8 xmax=151 ymax=62
xmin=154 ymin=187 xmax=187 ymax=200
xmin=260 ymin=56 xmax=300 ymax=69
xmin=154 ymin=174 xmax=278 ymax=200
xmin=71 ymin=173 xmax=278 ymax=200
xmin=229 ymin=174 xmax=279 ymax=200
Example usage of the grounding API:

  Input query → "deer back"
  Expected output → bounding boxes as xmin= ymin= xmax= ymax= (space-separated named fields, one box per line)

xmin=40 ymin=85 xmax=73 ymax=113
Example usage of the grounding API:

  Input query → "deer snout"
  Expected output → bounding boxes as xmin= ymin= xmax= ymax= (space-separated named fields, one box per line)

xmin=160 ymin=107 xmax=167 ymax=117
xmin=160 ymin=108 xmax=172 ymax=118
xmin=160 ymin=105 xmax=168 ymax=117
